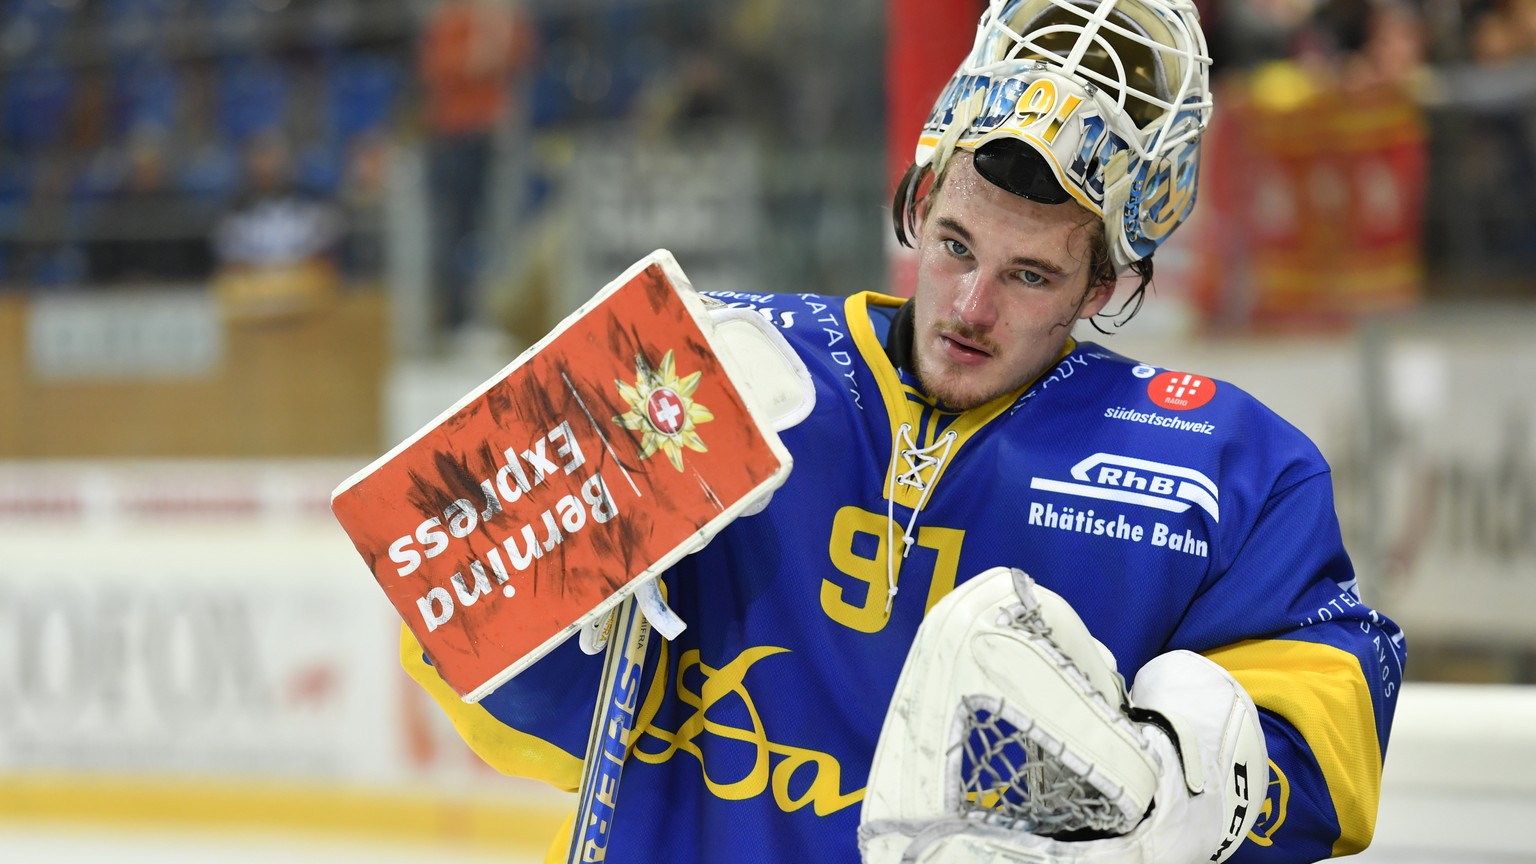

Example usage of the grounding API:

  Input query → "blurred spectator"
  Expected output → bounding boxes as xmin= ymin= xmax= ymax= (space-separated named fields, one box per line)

xmin=214 ymin=131 xmax=342 ymax=271
xmin=418 ymin=0 xmax=536 ymax=345
xmin=1204 ymin=0 xmax=1313 ymax=74
xmin=84 ymin=125 xmax=213 ymax=285
xmin=335 ymin=128 xmax=393 ymax=282
xmin=1298 ymin=0 xmax=1427 ymax=90
xmin=1302 ymin=0 xmax=1376 ymax=60
xmin=1467 ymin=0 xmax=1536 ymax=63
xmin=1206 ymin=0 xmax=1427 ymax=90
xmin=1443 ymin=0 xmax=1536 ymax=274
xmin=211 ymin=131 xmax=345 ymax=316
xmin=1353 ymin=2 xmax=1427 ymax=88
xmin=1519 ymin=0 xmax=1536 ymax=53
xmin=9 ymin=149 xmax=86 ymax=288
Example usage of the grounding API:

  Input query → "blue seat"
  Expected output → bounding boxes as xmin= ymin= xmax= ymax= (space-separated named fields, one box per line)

xmin=102 ymin=0 xmax=173 ymax=59
xmin=0 ymin=157 xmax=33 ymax=204
xmin=328 ymin=53 xmax=401 ymax=139
xmin=2 ymin=0 xmax=75 ymax=58
xmin=112 ymin=59 xmax=180 ymax=136
xmin=215 ymin=57 xmax=289 ymax=142
xmin=0 ymin=65 xmax=75 ymax=153
xmin=206 ymin=0 xmax=265 ymax=52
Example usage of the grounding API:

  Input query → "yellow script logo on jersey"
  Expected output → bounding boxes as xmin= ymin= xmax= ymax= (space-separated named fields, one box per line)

xmin=633 ymin=646 xmax=865 ymax=816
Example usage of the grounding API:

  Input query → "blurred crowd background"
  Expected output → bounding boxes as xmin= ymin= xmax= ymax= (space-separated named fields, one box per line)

xmin=2 ymin=0 xmax=1525 ymax=336
xmin=2 ymin=0 xmax=1535 ymax=860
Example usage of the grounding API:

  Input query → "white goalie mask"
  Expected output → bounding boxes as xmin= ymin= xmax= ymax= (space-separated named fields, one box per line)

xmin=909 ymin=0 xmax=1213 ymax=273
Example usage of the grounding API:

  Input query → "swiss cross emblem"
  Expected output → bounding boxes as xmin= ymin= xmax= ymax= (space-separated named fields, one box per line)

xmin=647 ymin=388 xmax=685 ymax=434
xmin=614 ymin=350 xmax=715 ymax=471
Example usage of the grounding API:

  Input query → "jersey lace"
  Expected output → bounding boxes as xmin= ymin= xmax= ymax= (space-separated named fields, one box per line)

xmin=884 ymin=423 xmax=959 ymax=614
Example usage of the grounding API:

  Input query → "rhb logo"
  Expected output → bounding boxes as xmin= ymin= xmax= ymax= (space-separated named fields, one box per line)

xmin=1149 ymin=370 xmax=1215 ymax=411
xmin=1029 ymin=453 xmax=1220 ymax=522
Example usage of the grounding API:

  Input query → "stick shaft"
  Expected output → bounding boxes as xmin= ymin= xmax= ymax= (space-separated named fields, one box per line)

xmin=567 ymin=596 xmax=651 ymax=863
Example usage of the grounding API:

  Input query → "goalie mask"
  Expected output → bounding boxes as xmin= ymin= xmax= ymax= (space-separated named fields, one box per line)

xmin=906 ymin=0 xmax=1213 ymax=273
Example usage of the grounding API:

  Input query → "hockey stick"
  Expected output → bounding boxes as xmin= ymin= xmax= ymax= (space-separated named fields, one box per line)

xmin=567 ymin=593 xmax=652 ymax=863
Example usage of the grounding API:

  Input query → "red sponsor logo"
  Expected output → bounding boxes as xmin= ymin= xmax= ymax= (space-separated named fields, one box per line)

xmin=1148 ymin=371 xmax=1215 ymax=411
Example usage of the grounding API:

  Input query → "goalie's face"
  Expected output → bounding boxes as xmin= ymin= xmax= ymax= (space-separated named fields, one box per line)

xmin=912 ymin=153 xmax=1113 ymax=410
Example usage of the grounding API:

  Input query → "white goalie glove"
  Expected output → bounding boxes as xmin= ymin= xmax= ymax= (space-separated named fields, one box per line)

xmin=859 ymin=568 xmax=1266 ymax=864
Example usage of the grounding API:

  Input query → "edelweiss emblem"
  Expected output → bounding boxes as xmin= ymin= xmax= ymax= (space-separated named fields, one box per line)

xmin=614 ymin=350 xmax=714 ymax=471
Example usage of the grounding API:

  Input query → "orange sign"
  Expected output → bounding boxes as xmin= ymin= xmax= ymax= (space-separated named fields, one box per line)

xmin=332 ymin=254 xmax=790 ymax=701
xmin=1194 ymin=79 xmax=1426 ymax=331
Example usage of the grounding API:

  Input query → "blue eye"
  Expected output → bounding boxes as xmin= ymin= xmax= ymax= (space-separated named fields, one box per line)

xmin=1017 ymin=270 xmax=1046 ymax=286
xmin=942 ymin=238 xmax=970 ymax=257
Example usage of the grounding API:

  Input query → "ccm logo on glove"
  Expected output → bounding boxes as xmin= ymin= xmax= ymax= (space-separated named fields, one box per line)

xmin=1210 ymin=760 xmax=1252 ymax=861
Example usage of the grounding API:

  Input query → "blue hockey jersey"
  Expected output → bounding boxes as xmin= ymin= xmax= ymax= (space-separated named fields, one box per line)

xmin=403 ymin=291 xmax=1405 ymax=863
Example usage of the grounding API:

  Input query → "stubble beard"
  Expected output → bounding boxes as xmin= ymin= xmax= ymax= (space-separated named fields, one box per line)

xmin=912 ymin=319 xmax=1014 ymax=411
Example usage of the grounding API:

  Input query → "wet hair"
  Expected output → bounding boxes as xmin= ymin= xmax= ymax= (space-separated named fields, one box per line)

xmin=890 ymin=159 xmax=1153 ymax=332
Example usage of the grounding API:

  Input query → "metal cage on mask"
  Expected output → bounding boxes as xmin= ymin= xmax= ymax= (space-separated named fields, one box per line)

xmin=909 ymin=0 xmax=1213 ymax=273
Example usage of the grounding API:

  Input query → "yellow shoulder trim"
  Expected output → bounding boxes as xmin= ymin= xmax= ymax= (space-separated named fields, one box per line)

xmin=844 ymin=291 xmax=908 ymax=425
xmin=1204 ymin=639 xmax=1380 ymax=857
xmin=399 ymin=624 xmax=584 ymax=793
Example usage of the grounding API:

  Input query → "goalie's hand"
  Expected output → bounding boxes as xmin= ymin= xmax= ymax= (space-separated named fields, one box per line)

xmin=1121 ymin=650 xmax=1269 ymax=863
xmin=859 ymin=568 xmax=1266 ymax=864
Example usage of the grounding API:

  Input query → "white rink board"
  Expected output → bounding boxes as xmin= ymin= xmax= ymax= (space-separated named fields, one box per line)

xmin=0 ymin=460 xmax=568 ymax=853
xmin=1352 ymin=683 xmax=1536 ymax=862
xmin=0 ymin=461 xmax=464 ymax=789
xmin=0 ymin=527 xmax=397 ymax=782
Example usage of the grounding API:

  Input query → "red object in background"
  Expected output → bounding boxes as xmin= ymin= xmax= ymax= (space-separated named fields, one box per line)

xmin=419 ymin=0 xmax=537 ymax=136
xmin=886 ymin=0 xmax=979 ymax=298
xmin=886 ymin=0 xmax=978 ymax=194
xmin=1200 ymin=83 xmax=1427 ymax=331
xmin=1248 ymin=89 xmax=1426 ymax=327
